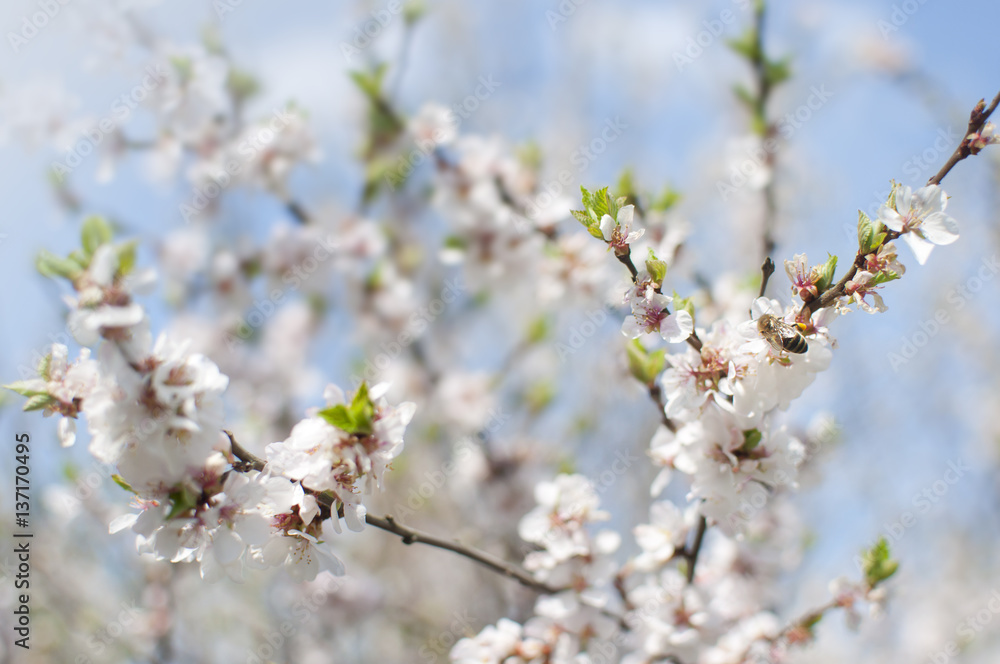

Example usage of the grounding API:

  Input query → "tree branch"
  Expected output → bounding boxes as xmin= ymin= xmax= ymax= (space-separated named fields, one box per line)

xmin=362 ymin=514 xmax=560 ymax=594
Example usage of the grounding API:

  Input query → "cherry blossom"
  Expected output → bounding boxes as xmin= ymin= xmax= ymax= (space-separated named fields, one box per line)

xmin=623 ymin=283 xmax=694 ymax=342
xmin=844 ymin=270 xmax=887 ymax=313
xmin=600 ymin=204 xmax=644 ymax=253
xmin=878 ymin=184 xmax=959 ymax=264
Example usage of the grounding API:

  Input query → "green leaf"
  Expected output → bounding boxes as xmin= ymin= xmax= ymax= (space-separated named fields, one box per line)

xmin=650 ymin=185 xmax=681 ymax=213
xmin=23 ymin=394 xmax=56 ymax=412
xmin=815 ymin=254 xmax=838 ymax=292
xmin=37 ymin=352 xmax=52 ymax=380
xmin=727 ymin=28 xmax=760 ymax=61
xmin=3 ymin=380 xmax=48 ymax=398
xmin=526 ymin=316 xmax=550 ymax=344
xmin=201 ymin=25 xmax=225 ymax=55
xmin=857 ymin=210 xmax=886 ymax=254
xmin=524 ymin=381 xmax=555 ymax=414
xmin=68 ymin=249 xmax=90 ymax=271
xmin=319 ymin=404 xmax=355 ymax=431
xmin=443 ymin=235 xmax=467 ymax=251
xmin=869 ymin=270 xmax=902 ymax=286
xmin=802 ymin=613 xmax=824 ymax=630
xmin=111 ymin=474 xmax=136 ymax=494
xmin=885 ymin=180 xmax=899 ymax=210
xmin=645 ymin=251 xmax=668 ymax=285
xmin=116 ymin=240 xmax=138 ymax=276
xmin=516 ymin=141 xmax=542 ymax=170
xmin=742 ymin=428 xmax=763 ymax=451
xmin=318 ymin=383 xmax=375 ymax=435
xmin=81 ymin=214 xmax=109 ymax=256
xmin=35 ymin=249 xmax=83 ymax=280
xmin=349 ymin=68 xmax=382 ymax=101
xmin=570 ymin=209 xmax=591 ymax=227
xmin=616 ymin=168 xmax=637 ymax=202
xmin=626 ymin=339 xmax=666 ymax=386
xmin=227 ymin=69 xmax=260 ymax=100
xmin=672 ymin=291 xmax=695 ymax=324
xmin=166 ymin=487 xmax=199 ymax=520
xmin=857 ymin=210 xmax=873 ymax=249
xmin=733 ymin=84 xmax=756 ymax=110
xmin=862 ymin=537 xmax=899 ymax=587
xmin=556 ymin=458 xmax=577 ymax=476
xmin=591 ymin=186 xmax=611 ymax=220
xmin=349 ymin=382 xmax=375 ymax=435
xmin=170 ymin=56 xmax=194 ymax=83
xmin=403 ymin=0 xmax=426 ymax=25
xmin=764 ymin=57 xmax=793 ymax=87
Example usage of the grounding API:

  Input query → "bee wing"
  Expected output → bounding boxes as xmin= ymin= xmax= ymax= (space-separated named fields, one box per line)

xmin=775 ymin=321 xmax=801 ymax=340
xmin=763 ymin=334 xmax=786 ymax=354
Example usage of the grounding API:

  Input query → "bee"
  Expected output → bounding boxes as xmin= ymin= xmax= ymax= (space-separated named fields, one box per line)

xmin=756 ymin=313 xmax=808 ymax=355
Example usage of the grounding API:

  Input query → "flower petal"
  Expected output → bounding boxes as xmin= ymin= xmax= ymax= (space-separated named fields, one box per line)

xmin=660 ymin=310 xmax=694 ymax=343
xmin=919 ymin=212 xmax=959 ymax=245
xmin=599 ymin=214 xmax=615 ymax=241
xmin=901 ymin=232 xmax=935 ymax=265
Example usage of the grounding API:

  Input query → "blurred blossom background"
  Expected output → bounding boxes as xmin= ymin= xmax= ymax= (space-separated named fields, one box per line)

xmin=1 ymin=0 xmax=999 ymax=662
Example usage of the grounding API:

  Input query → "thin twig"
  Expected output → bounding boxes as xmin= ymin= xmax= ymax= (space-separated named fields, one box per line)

xmin=648 ymin=383 xmax=678 ymax=433
xmin=737 ymin=596 xmax=843 ymax=663
xmin=616 ymin=251 xmax=640 ymax=281
xmin=683 ymin=515 xmax=708 ymax=584
xmin=747 ymin=3 xmax=781 ymax=264
xmin=285 ymin=200 xmax=311 ymax=224
xmin=927 ymin=90 xmax=1000 ymax=186
xmin=758 ymin=257 xmax=775 ymax=298
xmin=363 ymin=514 xmax=560 ymax=593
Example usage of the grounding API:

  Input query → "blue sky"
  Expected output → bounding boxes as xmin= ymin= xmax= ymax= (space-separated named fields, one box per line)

xmin=1 ymin=0 xmax=999 ymax=649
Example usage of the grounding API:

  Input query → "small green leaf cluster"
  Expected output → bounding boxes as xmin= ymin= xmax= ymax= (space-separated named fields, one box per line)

xmin=35 ymin=216 xmax=136 ymax=284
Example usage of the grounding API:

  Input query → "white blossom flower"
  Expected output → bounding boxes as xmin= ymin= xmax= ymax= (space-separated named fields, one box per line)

xmin=623 ymin=285 xmax=694 ymax=342
xmin=257 ymin=520 xmax=345 ymax=582
xmin=519 ymin=474 xmax=608 ymax=567
xmin=450 ymin=618 xmax=533 ymax=663
xmin=408 ymin=103 xmax=457 ymax=148
xmin=600 ymin=204 xmax=644 ymax=251
xmin=844 ymin=270 xmax=887 ymax=313
xmin=878 ymin=184 xmax=958 ymax=264
xmin=633 ymin=501 xmax=689 ymax=571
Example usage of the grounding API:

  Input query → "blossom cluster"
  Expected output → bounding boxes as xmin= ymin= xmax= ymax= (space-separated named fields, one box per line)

xmin=9 ymin=219 xmax=415 ymax=583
